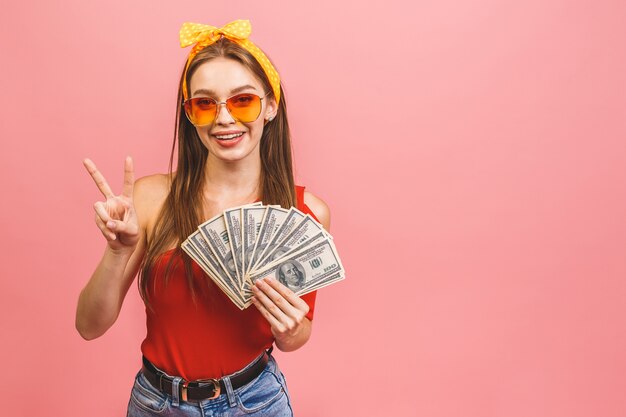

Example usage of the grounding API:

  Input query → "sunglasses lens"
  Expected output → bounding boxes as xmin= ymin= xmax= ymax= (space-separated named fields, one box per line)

xmin=226 ymin=94 xmax=262 ymax=123
xmin=184 ymin=93 xmax=263 ymax=126
xmin=184 ymin=98 xmax=217 ymax=126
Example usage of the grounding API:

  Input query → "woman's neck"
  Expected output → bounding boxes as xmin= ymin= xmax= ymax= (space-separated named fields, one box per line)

xmin=202 ymin=154 xmax=262 ymax=204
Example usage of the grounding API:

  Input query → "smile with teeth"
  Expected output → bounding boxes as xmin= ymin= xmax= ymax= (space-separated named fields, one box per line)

xmin=214 ymin=132 xmax=244 ymax=140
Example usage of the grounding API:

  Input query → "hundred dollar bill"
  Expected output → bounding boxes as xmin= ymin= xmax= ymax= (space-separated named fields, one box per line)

xmin=184 ymin=231 xmax=247 ymax=304
xmin=185 ymin=231 xmax=220 ymax=278
xmin=224 ymin=207 xmax=244 ymax=287
xmin=242 ymin=205 xmax=270 ymax=276
xmin=182 ymin=237 xmax=245 ymax=309
xmin=252 ymin=231 xmax=326 ymax=276
xmin=248 ymin=267 xmax=344 ymax=299
xmin=198 ymin=213 xmax=238 ymax=286
xmin=248 ymin=238 xmax=345 ymax=295
xmin=251 ymin=214 xmax=330 ymax=274
xmin=184 ymin=203 xmax=345 ymax=310
xmin=295 ymin=269 xmax=345 ymax=297
xmin=182 ymin=241 xmax=243 ymax=309
xmin=247 ymin=206 xmax=290 ymax=273
xmin=224 ymin=203 xmax=261 ymax=290
xmin=287 ymin=239 xmax=345 ymax=294
xmin=252 ymin=207 xmax=306 ymax=272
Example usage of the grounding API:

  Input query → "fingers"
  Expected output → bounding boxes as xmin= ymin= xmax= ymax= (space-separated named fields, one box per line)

xmin=262 ymin=277 xmax=310 ymax=314
xmin=93 ymin=201 xmax=138 ymax=240
xmin=83 ymin=156 xmax=135 ymax=199
xmin=122 ymin=156 xmax=134 ymax=199
xmin=93 ymin=201 xmax=112 ymax=224
xmin=252 ymin=288 xmax=289 ymax=325
xmin=252 ymin=296 xmax=283 ymax=330
xmin=107 ymin=216 xmax=139 ymax=236
xmin=94 ymin=209 xmax=117 ymax=241
xmin=83 ymin=158 xmax=115 ymax=199
xmin=252 ymin=278 xmax=308 ymax=330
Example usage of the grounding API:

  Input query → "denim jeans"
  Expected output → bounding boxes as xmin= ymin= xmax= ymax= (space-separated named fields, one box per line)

xmin=126 ymin=354 xmax=294 ymax=416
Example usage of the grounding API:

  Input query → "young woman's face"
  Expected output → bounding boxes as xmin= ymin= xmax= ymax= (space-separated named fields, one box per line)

xmin=188 ymin=57 xmax=277 ymax=163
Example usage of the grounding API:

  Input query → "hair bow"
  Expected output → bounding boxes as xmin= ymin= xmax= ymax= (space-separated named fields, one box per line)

xmin=179 ymin=20 xmax=281 ymax=105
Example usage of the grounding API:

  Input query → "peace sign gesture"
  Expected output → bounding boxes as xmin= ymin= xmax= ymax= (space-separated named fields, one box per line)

xmin=83 ymin=156 xmax=140 ymax=253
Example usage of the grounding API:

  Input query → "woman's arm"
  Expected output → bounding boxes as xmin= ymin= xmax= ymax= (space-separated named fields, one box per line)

xmin=75 ymin=238 xmax=145 ymax=340
xmin=252 ymin=191 xmax=331 ymax=351
xmin=75 ymin=160 xmax=164 ymax=340
xmin=303 ymin=191 xmax=331 ymax=231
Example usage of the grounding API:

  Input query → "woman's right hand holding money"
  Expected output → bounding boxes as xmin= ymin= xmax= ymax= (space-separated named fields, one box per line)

xmin=83 ymin=156 xmax=139 ymax=254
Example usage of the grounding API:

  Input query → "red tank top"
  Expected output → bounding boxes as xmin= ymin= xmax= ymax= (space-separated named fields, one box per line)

xmin=140 ymin=185 xmax=318 ymax=380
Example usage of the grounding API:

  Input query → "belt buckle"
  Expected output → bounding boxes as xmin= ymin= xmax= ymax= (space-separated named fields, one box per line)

xmin=181 ymin=380 xmax=190 ymax=402
xmin=196 ymin=378 xmax=221 ymax=400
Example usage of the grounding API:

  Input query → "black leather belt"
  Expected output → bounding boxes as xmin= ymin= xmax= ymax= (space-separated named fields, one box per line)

xmin=141 ymin=348 xmax=271 ymax=401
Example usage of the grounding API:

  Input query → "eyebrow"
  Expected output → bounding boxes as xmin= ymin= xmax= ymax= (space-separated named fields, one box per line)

xmin=192 ymin=85 xmax=258 ymax=97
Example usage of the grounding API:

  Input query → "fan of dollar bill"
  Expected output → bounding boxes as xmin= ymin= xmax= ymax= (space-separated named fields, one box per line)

xmin=182 ymin=202 xmax=345 ymax=310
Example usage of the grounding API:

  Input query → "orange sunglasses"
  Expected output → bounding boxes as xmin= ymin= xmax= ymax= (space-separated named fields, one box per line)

xmin=182 ymin=91 xmax=271 ymax=127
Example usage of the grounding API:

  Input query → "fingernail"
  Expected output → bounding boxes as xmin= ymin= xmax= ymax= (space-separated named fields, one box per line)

xmin=107 ymin=221 xmax=115 ymax=228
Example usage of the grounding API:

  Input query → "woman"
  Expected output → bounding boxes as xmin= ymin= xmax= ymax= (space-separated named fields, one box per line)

xmin=75 ymin=20 xmax=330 ymax=416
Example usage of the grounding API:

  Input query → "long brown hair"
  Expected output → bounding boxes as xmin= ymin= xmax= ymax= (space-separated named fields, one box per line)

xmin=138 ymin=37 xmax=296 ymax=310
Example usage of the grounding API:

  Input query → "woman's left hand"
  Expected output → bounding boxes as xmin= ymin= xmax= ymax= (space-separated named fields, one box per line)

xmin=251 ymin=277 xmax=312 ymax=351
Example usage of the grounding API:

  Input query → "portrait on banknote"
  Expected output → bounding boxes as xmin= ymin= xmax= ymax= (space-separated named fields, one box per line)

xmin=277 ymin=260 xmax=306 ymax=291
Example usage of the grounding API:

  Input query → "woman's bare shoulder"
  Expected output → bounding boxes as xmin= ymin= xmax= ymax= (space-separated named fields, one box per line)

xmin=303 ymin=190 xmax=331 ymax=231
xmin=134 ymin=173 xmax=171 ymax=199
xmin=133 ymin=173 xmax=172 ymax=225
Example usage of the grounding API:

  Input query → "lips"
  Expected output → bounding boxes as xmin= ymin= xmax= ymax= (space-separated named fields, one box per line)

xmin=212 ymin=130 xmax=244 ymax=138
xmin=212 ymin=132 xmax=245 ymax=148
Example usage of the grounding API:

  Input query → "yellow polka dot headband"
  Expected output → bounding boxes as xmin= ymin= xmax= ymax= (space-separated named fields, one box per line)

xmin=179 ymin=19 xmax=281 ymax=105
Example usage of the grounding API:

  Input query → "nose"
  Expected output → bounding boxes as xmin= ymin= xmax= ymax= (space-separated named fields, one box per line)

xmin=214 ymin=101 xmax=236 ymax=125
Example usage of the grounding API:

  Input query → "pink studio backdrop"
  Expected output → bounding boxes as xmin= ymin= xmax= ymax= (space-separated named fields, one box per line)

xmin=1 ymin=1 xmax=625 ymax=416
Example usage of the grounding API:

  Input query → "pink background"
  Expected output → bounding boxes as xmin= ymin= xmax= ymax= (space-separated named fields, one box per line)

xmin=1 ymin=1 xmax=625 ymax=416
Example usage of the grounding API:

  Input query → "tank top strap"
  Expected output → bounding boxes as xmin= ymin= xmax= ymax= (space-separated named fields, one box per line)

xmin=295 ymin=185 xmax=305 ymax=210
